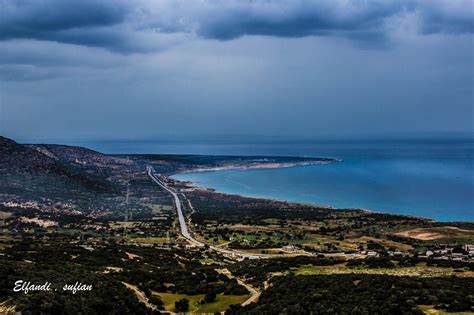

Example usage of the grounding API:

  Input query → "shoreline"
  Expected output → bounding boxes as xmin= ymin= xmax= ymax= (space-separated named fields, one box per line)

xmin=153 ymin=157 xmax=472 ymax=223
xmin=170 ymin=175 xmax=439 ymax=222
xmin=167 ymin=160 xmax=441 ymax=223
xmin=175 ymin=159 xmax=341 ymax=174
xmin=169 ymin=160 xmax=344 ymax=209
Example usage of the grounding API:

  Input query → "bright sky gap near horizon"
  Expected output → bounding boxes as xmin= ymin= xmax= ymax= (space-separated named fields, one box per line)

xmin=0 ymin=0 xmax=473 ymax=143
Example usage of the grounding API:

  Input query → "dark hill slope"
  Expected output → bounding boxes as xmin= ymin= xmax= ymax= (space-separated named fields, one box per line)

xmin=26 ymin=143 xmax=132 ymax=169
xmin=0 ymin=136 xmax=114 ymax=200
xmin=0 ymin=136 xmax=54 ymax=170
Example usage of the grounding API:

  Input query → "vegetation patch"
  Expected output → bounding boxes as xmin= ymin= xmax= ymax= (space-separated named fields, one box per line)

xmin=154 ymin=292 xmax=249 ymax=313
xmin=227 ymin=274 xmax=474 ymax=314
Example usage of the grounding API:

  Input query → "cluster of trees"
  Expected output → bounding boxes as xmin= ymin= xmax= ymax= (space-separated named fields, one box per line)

xmin=175 ymin=298 xmax=189 ymax=312
xmin=229 ymin=256 xmax=343 ymax=287
xmin=188 ymin=189 xmax=433 ymax=228
xmin=0 ymin=238 xmax=248 ymax=313
xmin=186 ymin=191 xmax=354 ymax=226
xmin=228 ymin=274 xmax=474 ymax=314
xmin=197 ymin=226 xmax=309 ymax=249
xmin=185 ymin=190 xmax=437 ymax=246
xmin=0 ymin=253 xmax=152 ymax=314
xmin=426 ymin=259 xmax=474 ymax=270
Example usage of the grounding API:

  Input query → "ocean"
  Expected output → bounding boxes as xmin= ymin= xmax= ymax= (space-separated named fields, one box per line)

xmin=79 ymin=139 xmax=474 ymax=222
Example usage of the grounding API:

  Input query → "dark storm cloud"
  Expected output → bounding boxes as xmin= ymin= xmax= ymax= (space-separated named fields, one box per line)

xmin=157 ymin=0 xmax=473 ymax=41
xmin=162 ymin=1 xmax=401 ymax=41
xmin=0 ymin=0 xmax=127 ymax=36
xmin=0 ymin=0 xmax=136 ymax=52
xmin=0 ymin=0 xmax=472 ymax=53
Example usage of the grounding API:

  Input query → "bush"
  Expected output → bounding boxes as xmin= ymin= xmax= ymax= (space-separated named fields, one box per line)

xmin=148 ymin=296 xmax=164 ymax=309
xmin=175 ymin=298 xmax=189 ymax=312
xmin=204 ymin=292 xmax=216 ymax=303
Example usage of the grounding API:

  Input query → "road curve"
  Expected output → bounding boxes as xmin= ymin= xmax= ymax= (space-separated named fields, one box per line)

xmin=216 ymin=269 xmax=260 ymax=306
xmin=147 ymin=167 xmax=261 ymax=259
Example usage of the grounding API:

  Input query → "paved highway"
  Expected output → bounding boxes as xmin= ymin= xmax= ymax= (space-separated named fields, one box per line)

xmin=148 ymin=167 xmax=205 ymax=247
xmin=147 ymin=167 xmax=260 ymax=259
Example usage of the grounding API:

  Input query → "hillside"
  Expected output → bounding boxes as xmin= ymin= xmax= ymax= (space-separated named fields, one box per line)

xmin=27 ymin=143 xmax=133 ymax=172
xmin=0 ymin=136 xmax=115 ymax=207
xmin=0 ymin=136 xmax=56 ymax=171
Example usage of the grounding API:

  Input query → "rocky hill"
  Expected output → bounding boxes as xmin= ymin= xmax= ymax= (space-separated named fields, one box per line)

xmin=0 ymin=136 xmax=55 ymax=171
xmin=27 ymin=143 xmax=132 ymax=170
xmin=0 ymin=136 xmax=115 ymax=204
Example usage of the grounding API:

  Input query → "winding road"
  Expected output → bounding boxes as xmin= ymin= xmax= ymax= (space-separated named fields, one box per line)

xmin=215 ymin=268 xmax=261 ymax=307
xmin=147 ymin=167 xmax=260 ymax=259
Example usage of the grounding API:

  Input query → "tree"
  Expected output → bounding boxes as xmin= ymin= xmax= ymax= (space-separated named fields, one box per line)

xmin=204 ymin=292 xmax=216 ymax=303
xmin=175 ymin=298 xmax=189 ymax=312
xmin=149 ymin=296 xmax=164 ymax=310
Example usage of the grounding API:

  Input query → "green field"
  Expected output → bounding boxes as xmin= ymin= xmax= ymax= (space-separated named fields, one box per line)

xmin=154 ymin=292 xmax=249 ymax=313
xmin=128 ymin=237 xmax=173 ymax=244
xmin=418 ymin=305 xmax=473 ymax=315
xmin=147 ymin=204 xmax=174 ymax=214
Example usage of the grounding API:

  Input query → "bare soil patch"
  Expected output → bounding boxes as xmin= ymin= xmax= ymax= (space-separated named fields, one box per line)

xmin=393 ymin=227 xmax=474 ymax=240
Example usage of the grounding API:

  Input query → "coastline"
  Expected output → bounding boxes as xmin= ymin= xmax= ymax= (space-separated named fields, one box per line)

xmin=169 ymin=160 xmax=376 ymax=214
xmin=170 ymin=175 xmax=439 ymax=222
xmin=175 ymin=159 xmax=341 ymax=174
xmin=168 ymin=160 xmax=440 ymax=222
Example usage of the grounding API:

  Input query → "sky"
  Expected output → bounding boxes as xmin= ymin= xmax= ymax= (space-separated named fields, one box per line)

xmin=0 ymin=0 xmax=473 ymax=143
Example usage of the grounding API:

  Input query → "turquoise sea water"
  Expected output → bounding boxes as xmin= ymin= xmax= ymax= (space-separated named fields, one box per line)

xmin=79 ymin=139 xmax=474 ymax=222
xmin=167 ymin=140 xmax=473 ymax=222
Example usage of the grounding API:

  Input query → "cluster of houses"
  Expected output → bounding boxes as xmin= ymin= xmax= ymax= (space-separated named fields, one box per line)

xmin=419 ymin=244 xmax=474 ymax=262
xmin=358 ymin=250 xmax=380 ymax=257
xmin=354 ymin=244 xmax=474 ymax=262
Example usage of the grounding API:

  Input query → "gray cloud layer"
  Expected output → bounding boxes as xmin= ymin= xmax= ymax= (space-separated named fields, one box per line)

xmin=1 ymin=0 xmax=472 ymax=52
xmin=0 ymin=1 xmax=472 ymax=141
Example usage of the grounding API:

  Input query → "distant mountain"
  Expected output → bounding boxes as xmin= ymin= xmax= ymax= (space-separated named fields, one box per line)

xmin=0 ymin=136 xmax=115 ymax=202
xmin=0 ymin=136 xmax=55 ymax=171
xmin=26 ymin=143 xmax=132 ymax=169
